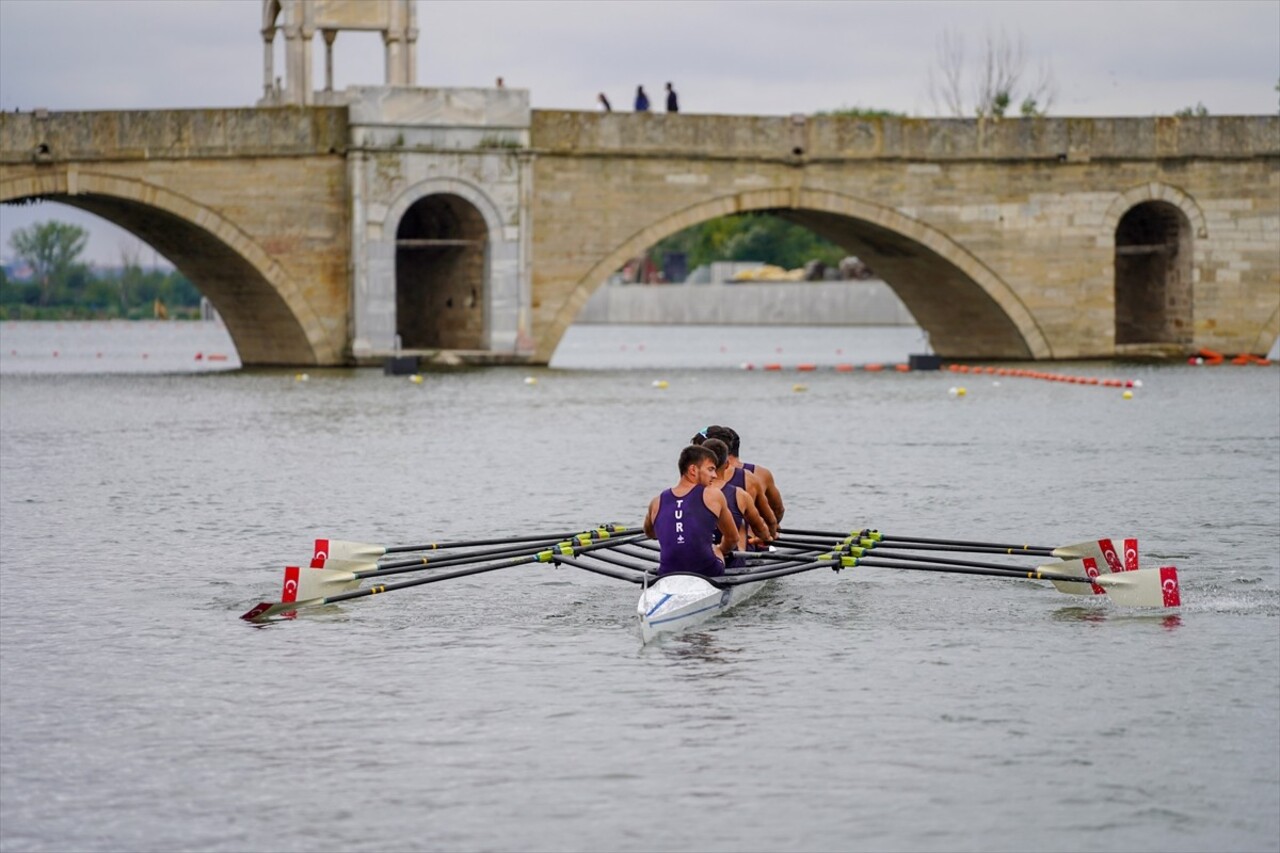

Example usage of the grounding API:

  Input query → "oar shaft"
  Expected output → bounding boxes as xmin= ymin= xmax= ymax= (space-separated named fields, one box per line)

xmin=715 ymin=557 xmax=838 ymax=585
xmin=552 ymin=555 xmax=650 ymax=584
xmin=355 ymin=537 xmax=578 ymax=578
xmin=847 ymin=549 xmax=1052 ymax=573
xmin=851 ymin=557 xmax=1081 ymax=582
xmin=779 ymin=528 xmax=1058 ymax=553
xmin=384 ymin=529 xmax=607 ymax=554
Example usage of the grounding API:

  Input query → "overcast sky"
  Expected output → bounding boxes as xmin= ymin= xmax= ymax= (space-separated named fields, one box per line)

xmin=2 ymin=0 xmax=1277 ymax=265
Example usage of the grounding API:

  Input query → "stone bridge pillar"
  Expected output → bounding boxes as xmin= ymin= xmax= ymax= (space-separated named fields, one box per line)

xmin=346 ymin=87 xmax=533 ymax=361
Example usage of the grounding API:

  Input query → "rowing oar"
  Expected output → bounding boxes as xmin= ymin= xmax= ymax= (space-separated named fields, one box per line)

xmin=296 ymin=528 xmax=634 ymax=601
xmin=778 ymin=529 xmax=1139 ymax=572
xmin=772 ymin=537 xmax=1143 ymax=598
xmin=822 ymin=554 xmax=1181 ymax=608
xmin=550 ymin=554 xmax=655 ymax=584
xmin=713 ymin=554 xmax=844 ymax=584
xmin=314 ymin=524 xmax=631 ymax=562
xmin=241 ymin=532 xmax=646 ymax=622
xmin=311 ymin=534 xmax=604 ymax=578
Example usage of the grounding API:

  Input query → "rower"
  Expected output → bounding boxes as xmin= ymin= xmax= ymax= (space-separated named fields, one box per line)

xmin=701 ymin=437 xmax=772 ymax=565
xmin=643 ymin=444 xmax=739 ymax=577
xmin=693 ymin=425 xmax=782 ymax=538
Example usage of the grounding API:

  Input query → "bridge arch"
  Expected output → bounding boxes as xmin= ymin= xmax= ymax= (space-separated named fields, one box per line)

xmin=1104 ymin=182 xmax=1208 ymax=241
xmin=541 ymin=187 xmax=1051 ymax=361
xmin=0 ymin=168 xmax=334 ymax=365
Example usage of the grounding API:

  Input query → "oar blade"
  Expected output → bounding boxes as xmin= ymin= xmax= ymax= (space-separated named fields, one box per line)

xmin=240 ymin=596 xmax=327 ymax=622
xmin=1051 ymin=537 xmax=1138 ymax=572
xmin=1095 ymin=566 xmax=1182 ymax=608
xmin=314 ymin=538 xmax=386 ymax=562
xmin=1045 ymin=558 xmax=1107 ymax=596
xmin=298 ymin=565 xmax=361 ymax=601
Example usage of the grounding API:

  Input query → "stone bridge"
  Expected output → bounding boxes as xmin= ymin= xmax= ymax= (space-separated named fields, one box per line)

xmin=1 ymin=89 xmax=1276 ymax=366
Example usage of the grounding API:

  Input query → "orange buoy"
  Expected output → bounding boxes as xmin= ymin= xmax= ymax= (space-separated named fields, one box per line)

xmin=864 ymin=363 xmax=884 ymax=372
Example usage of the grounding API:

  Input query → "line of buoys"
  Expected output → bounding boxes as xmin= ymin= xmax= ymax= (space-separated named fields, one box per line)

xmin=947 ymin=364 xmax=1141 ymax=388
xmin=1189 ymin=348 xmax=1271 ymax=366
xmin=741 ymin=362 xmax=914 ymax=372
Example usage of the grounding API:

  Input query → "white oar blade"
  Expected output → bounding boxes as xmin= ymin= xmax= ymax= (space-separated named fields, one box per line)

xmin=1044 ymin=558 xmax=1106 ymax=596
xmin=1095 ymin=566 xmax=1182 ymax=608
xmin=297 ymin=566 xmax=360 ymax=601
xmin=314 ymin=538 xmax=386 ymax=562
xmin=310 ymin=557 xmax=378 ymax=572
xmin=1051 ymin=538 xmax=1138 ymax=573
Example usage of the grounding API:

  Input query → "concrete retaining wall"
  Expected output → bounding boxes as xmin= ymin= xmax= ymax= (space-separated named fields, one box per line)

xmin=574 ymin=280 xmax=917 ymax=325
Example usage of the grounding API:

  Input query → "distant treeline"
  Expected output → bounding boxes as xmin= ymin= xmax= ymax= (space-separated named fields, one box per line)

xmin=0 ymin=264 xmax=203 ymax=321
xmin=1 ymin=219 xmax=202 ymax=320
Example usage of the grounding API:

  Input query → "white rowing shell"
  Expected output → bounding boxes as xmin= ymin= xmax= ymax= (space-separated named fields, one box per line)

xmin=636 ymin=573 xmax=768 ymax=643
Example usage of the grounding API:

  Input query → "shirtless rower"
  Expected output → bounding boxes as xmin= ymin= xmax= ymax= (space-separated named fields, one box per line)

xmin=701 ymin=437 xmax=772 ymax=565
xmin=693 ymin=425 xmax=781 ymax=539
xmin=643 ymin=444 xmax=739 ymax=577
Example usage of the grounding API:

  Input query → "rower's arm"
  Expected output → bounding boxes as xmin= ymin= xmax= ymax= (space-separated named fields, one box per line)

xmin=758 ymin=466 xmax=785 ymax=523
xmin=747 ymin=472 xmax=778 ymax=537
xmin=740 ymin=491 xmax=771 ymax=545
xmin=643 ymin=496 xmax=660 ymax=539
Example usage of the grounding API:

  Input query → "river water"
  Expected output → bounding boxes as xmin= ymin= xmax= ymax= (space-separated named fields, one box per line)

xmin=1 ymin=321 xmax=1277 ymax=853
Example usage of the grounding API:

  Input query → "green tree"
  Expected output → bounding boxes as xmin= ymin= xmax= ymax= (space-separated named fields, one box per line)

xmin=650 ymin=213 xmax=846 ymax=276
xmin=7 ymin=220 xmax=88 ymax=306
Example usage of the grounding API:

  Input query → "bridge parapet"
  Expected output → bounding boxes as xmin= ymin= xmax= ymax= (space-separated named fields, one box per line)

xmin=530 ymin=112 xmax=1280 ymax=163
xmin=0 ymin=107 xmax=349 ymax=163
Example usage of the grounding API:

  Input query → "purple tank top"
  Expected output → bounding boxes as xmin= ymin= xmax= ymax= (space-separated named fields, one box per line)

xmin=732 ymin=465 xmax=765 ymax=552
xmin=654 ymin=486 xmax=724 ymax=577
xmin=719 ymin=482 xmax=747 ymax=568
xmin=722 ymin=482 xmax=745 ymax=529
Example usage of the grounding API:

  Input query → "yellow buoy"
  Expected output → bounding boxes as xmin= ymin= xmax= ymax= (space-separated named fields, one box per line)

xmin=792 ymin=383 xmax=808 ymax=392
xmin=1122 ymin=390 xmax=1133 ymax=399
xmin=295 ymin=373 xmax=309 ymax=382
xmin=652 ymin=380 xmax=669 ymax=389
xmin=410 ymin=374 xmax=424 ymax=384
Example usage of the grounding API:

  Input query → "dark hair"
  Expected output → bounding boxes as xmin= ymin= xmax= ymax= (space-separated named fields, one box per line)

xmin=677 ymin=444 xmax=716 ymax=475
xmin=704 ymin=425 xmax=740 ymax=455
xmin=702 ymin=438 xmax=729 ymax=468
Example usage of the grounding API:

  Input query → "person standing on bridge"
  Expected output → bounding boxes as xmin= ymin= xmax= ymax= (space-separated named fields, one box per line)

xmin=644 ymin=444 xmax=738 ymax=577
xmin=598 ymin=92 xmax=612 ymax=112
xmin=665 ymin=82 xmax=679 ymax=113
xmin=634 ymin=85 xmax=650 ymax=112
